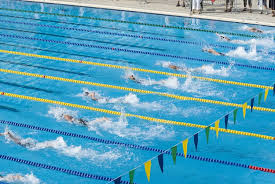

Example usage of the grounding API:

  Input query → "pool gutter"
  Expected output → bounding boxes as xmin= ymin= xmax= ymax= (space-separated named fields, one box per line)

xmin=22 ymin=0 xmax=275 ymax=27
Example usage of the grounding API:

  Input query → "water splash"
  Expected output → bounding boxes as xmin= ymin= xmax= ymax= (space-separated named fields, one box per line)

xmin=226 ymin=44 xmax=262 ymax=61
xmin=0 ymin=173 xmax=40 ymax=184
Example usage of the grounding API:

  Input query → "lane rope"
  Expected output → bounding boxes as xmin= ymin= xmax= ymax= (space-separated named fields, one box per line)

xmin=0 ymin=7 xmax=269 ymax=39
xmin=0 ymin=17 xmax=274 ymax=56
xmin=0 ymin=91 xmax=274 ymax=140
xmin=0 ymin=49 xmax=273 ymax=90
xmin=0 ymin=68 xmax=274 ymax=112
xmin=0 ymin=154 xmax=131 ymax=183
xmin=1 ymin=119 xmax=274 ymax=172
xmin=1 ymin=33 xmax=274 ymax=71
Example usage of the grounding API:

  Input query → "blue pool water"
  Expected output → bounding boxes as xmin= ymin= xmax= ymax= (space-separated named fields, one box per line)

xmin=0 ymin=0 xmax=274 ymax=183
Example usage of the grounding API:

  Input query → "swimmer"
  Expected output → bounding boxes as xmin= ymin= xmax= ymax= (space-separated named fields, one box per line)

xmin=216 ymin=33 xmax=231 ymax=42
xmin=128 ymin=75 xmax=141 ymax=83
xmin=202 ymin=48 xmax=225 ymax=56
xmin=1 ymin=130 xmax=33 ymax=148
xmin=168 ymin=64 xmax=181 ymax=70
xmin=62 ymin=114 xmax=88 ymax=127
xmin=84 ymin=91 xmax=98 ymax=101
xmin=246 ymin=27 xmax=263 ymax=33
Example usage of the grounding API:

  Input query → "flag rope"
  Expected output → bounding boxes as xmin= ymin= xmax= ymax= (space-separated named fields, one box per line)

xmin=0 ymin=91 xmax=274 ymax=140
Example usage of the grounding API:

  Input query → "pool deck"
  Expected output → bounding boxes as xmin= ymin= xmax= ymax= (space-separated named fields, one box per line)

xmin=24 ymin=0 xmax=275 ymax=26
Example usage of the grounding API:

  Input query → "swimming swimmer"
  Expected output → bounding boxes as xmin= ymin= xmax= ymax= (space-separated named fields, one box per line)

xmin=168 ymin=64 xmax=181 ymax=70
xmin=0 ymin=131 xmax=33 ymax=148
xmin=246 ymin=27 xmax=263 ymax=33
xmin=202 ymin=48 xmax=225 ymax=56
xmin=129 ymin=75 xmax=141 ymax=83
xmin=62 ymin=114 xmax=88 ymax=126
xmin=84 ymin=91 xmax=98 ymax=101
xmin=216 ymin=33 xmax=231 ymax=42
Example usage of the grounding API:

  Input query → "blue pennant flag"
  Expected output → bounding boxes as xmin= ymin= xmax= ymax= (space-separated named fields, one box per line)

xmin=225 ymin=114 xmax=229 ymax=129
xmin=194 ymin=133 xmax=198 ymax=151
xmin=114 ymin=177 xmax=121 ymax=184
xmin=273 ymin=84 xmax=275 ymax=96
xmin=251 ymin=98 xmax=254 ymax=112
xmin=158 ymin=154 xmax=164 ymax=173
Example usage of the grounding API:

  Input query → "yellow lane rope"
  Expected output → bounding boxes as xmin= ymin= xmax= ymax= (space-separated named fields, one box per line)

xmin=0 ymin=68 xmax=274 ymax=112
xmin=0 ymin=49 xmax=272 ymax=90
xmin=0 ymin=91 xmax=274 ymax=140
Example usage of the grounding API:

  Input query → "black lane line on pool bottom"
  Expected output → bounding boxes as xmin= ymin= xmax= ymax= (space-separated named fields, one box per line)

xmin=0 ymin=41 xmax=135 ymax=65
xmin=0 ymin=154 xmax=133 ymax=184
xmin=1 ymin=33 xmax=274 ymax=71
xmin=0 ymin=105 xmax=19 ymax=112
xmin=1 ymin=15 xmax=274 ymax=56
xmin=0 ymin=120 xmax=250 ymax=169
xmin=0 ymin=80 xmax=56 ymax=94
xmin=0 ymin=13 xmax=186 ymax=39
xmin=0 ymin=26 xmax=165 ymax=51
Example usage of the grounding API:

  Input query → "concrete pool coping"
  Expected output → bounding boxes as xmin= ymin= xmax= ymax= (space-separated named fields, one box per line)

xmin=22 ymin=0 xmax=275 ymax=27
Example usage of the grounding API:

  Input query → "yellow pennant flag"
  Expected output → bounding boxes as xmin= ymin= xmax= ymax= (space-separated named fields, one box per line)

xmin=144 ymin=160 xmax=151 ymax=182
xmin=242 ymin=102 xmax=247 ymax=119
xmin=215 ymin=120 xmax=220 ymax=138
xmin=264 ymin=89 xmax=269 ymax=101
xmin=182 ymin=139 xmax=188 ymax=158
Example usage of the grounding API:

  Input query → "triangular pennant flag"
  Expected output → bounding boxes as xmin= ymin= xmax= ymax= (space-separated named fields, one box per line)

xmin=273 ymin=84 xmax=275 ymax=96
xmin=215 ymin=120 xmax=220 ymax=138
xmin=205 ymin=126 xmax=210 ymax=144
xmin=144 ymin=160 xmax=151 ymax=182
xmin=233 ymin=109 xmax=238 ymax=124
xmin=182 ymin=139 xmax=188 ymax=158
xmin=264 ymin=88 xmax=269 ymax=101
xmin=158 ymin=154 xmax=164 ymax=173
xmin=250 ymin=98 xmax=254 ymax=112
xmin=129 ymin=170 xmax=135 ymax=184
xmin=194 ymin=133 xmax=198 ymax=151
xmin=114 ymin=177 xmax=121 ymax=184
xmin=258 ymin=93 xmax=262 ymax=105
xmin=224 ymin=114 xmax=229 ymax=129
xmin=171 ymin=146 xmax=177 ymax=164
xmin=242 ymin=102 xmax=247 ymax=119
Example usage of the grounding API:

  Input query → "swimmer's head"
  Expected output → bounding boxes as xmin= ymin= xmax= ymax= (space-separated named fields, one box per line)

xmin=84 ymin=92 xmax=89 ymax=96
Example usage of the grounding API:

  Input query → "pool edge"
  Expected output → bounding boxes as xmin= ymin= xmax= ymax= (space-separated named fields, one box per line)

xmin=21 ymin=0 xmax=275 ymax=27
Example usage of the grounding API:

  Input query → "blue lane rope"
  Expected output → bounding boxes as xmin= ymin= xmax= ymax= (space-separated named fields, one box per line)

xmin=0 ymin=154 xmax=131 ymax=183
xmin=0 ymin=19 xmax=274 ymax=56
xmin=0 ymin=120 xmax=250 ymax=169
xmin=0 ymin=33 xmax=274 ymax=71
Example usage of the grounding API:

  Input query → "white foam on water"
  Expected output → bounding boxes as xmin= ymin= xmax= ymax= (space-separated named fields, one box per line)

xmin=156 ymin=61 xmax=233 ymax=77
xmin=0 ymin=173 xmax=40 ymax=184
xmin=231 ymin=37 xmax=275 ymax=48
xmin=87 ymin=113 xmax=175 ymax=140
xmin=124 ymin=70 xmax=179 ymax=89
xmin=48 ymin=106 xmax=78 ymax=122
xmin=79 ymin=88 xmax=163 ymax=111
xmin=3 ymin=128 xmax=121 ymax=162
xmin=226 ymin=44 xmax=262 ymax=61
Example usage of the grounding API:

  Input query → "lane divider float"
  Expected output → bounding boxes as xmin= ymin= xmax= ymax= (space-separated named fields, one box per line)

xmin=0 ymin=33 xmax=274 ymax=71
xmin=1 ymin=120 xmax=274 ymax=172
xmin=0 ymin=68 xmax=274 ymax=112
xmin=0 ymin=8 xmax=268 ymax=39
xmin=0 ymin=91 xmax=274 ymax=140
xmin=0 ymin=49 xmax=273 ymax=90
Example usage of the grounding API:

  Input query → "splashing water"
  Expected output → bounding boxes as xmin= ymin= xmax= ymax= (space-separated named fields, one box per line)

xmin=86 ymin=113 xmax=175 ymax=140
xmin=48 ymin=106 xmax=78 ymax=122
xmin=79 ymin=89 xmax=163 ymax=111
xmin=226 ymin=44 xmax=262 ymax=61
xmin=0 ymin=173 xmax=40 ymax=184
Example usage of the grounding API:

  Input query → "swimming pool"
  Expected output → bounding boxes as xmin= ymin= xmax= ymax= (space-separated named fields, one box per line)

xmin=0 ymin=0 xmax=274 ymax=183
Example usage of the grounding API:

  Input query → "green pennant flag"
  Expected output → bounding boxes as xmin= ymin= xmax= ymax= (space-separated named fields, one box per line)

xmin=171 ymin=146 xmax=177 ymax=164
xmin=129 ymin=169 xmax=135 ymax=184
xmin=233 ymin=108 xmax=238 ymax=124
xmin=205 ymin=126 xmax=210 ymax=144
xmin=258 ymin=92 xmax=262 ymax=105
